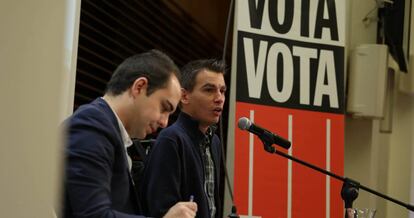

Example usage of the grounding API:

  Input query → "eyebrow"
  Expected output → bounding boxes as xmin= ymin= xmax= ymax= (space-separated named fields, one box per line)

xmin=201 ymin=83 xmax=227 ymax=90
xmin=164 ymin=100 xmax=174 ymax=112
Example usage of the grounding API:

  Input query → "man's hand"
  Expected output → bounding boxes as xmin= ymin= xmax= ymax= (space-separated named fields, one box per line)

xmin=163 ymin=202 xmax=197 ymax=218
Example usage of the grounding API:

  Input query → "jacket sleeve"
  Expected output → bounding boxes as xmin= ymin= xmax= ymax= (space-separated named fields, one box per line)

xmin=65 ymin=120 xmax=146 ymax=218
xmin=140 ymin=135 xmax=182 ymax=218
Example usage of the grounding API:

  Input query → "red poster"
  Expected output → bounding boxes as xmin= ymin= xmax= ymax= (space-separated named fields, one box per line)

xmin=234 ymin=103 xmax=343 ymax=217
xmin=230 ymin=1 xmax=345 ymax=217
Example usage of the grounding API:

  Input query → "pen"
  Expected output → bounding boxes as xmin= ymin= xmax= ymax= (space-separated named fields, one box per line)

xmin=189 ymin=195 xmax=194 ymax=202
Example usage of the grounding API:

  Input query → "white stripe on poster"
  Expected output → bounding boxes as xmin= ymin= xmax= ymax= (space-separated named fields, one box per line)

xmin=240 ymin=110 xmax=261 ymax=218
xmin=326 ymin=119 xmax=331 ymax=218
xmin=249 ymin=110 xmax=255 ymax=216
xmin=288 ymin=115 xmax=293 ymax=218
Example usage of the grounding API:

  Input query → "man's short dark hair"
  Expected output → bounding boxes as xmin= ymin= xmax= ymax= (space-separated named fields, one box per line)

xmin=180 ymin=59 xmax=226 ymax=91
xmin=105 ymin=49 xmax=180 ymax=96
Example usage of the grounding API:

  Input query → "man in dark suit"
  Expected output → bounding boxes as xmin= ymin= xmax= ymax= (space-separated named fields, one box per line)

xmin=64 ymin=50 xmax=197 ymax=218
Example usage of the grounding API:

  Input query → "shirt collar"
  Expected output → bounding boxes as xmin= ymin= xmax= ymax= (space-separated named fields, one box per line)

xmin=101 ymin=97 xmax=133 ymax=148
xmin=177 ymin=112 xmax=216 ymax=145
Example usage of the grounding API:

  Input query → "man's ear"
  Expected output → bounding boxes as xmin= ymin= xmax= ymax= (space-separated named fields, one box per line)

xmin=180 ymin=88 xmax=190 ymax=105
xmin=131 ymin=77 xmax=148 ymax=96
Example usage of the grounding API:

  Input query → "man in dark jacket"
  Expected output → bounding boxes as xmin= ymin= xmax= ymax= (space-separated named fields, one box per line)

xmin=64 ymin=50 xmax=197 ymax=218
xmin=141 ymin=59 xmax=226 ymax=218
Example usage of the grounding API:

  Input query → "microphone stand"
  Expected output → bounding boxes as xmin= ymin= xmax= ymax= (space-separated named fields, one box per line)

xmin=258 ymin=136 xmax=414 ymax=217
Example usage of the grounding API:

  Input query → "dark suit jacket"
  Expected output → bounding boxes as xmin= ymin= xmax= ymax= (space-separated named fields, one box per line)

xmin=140 ymin=112 xmax=222 ymax=218
xmin=64 ymin=98 xmax=145 ymax=218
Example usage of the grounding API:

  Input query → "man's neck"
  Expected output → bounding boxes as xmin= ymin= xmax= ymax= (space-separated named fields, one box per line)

xmin=181 ymin=109 xmax=209 ymax=134
xmin=199 ymin=125 xmax=209 ymax=134
xmin=102 ymin=93 xmax=130 ymax=131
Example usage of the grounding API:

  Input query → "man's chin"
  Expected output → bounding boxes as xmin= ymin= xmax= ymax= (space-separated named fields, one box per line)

xmin=131 ymin=132 xmax=146 ymax=140
xmin=212 ymin=117 xmax=220 ymax=124
xmin=205 ymin=120 xmax=219 ymax=127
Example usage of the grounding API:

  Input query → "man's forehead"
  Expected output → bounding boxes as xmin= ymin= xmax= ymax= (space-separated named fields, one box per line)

xmin=196 ymin=70 xmax=225 ymax=85
xmin=151 ymin=77 xmax=180 ymax=97
xmin=163 ymin=79 xmax=181 ymax=101
xmin=165 ymin=75 xmax=182 ymax=91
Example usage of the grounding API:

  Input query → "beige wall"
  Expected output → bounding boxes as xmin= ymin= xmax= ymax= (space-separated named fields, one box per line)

xmin=346 ymin=1 xmax=414 ymax=218
xmin=0 ymin=1 xmax=80 ymax=217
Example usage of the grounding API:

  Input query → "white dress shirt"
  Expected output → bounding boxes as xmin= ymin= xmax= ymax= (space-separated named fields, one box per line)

xmin=101 ymin=97 xmax=133 ymax=171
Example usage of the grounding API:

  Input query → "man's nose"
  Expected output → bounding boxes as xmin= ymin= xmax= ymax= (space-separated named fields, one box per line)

xmin=214 ymin=91 xmax=225 ymax=103
xmin=158 ymin=114 xmax=169 ymax=128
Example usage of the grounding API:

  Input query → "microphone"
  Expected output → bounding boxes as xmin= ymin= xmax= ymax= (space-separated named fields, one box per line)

xmin=238 ymin=117 xmax=291 ymax=149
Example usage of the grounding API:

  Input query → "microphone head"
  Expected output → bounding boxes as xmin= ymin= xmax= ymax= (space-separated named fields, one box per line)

xmin=238 ymin=117 xmax=251 ymax=130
